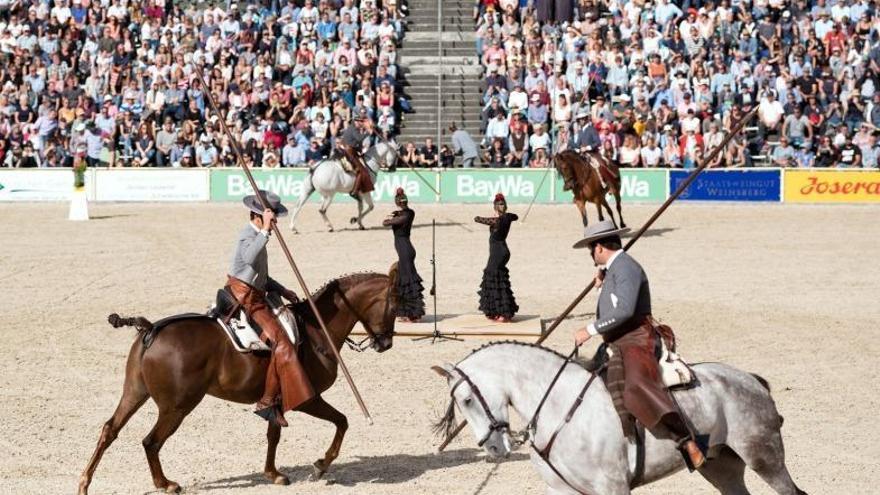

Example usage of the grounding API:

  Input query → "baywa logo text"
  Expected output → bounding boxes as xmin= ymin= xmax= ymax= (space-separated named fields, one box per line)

xmin=457 ymin=175 xmax=535 ymax=199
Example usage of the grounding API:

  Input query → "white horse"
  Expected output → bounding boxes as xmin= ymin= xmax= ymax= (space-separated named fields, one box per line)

xmin=288 ymin=140 xmax=398 ymax=233
xmin=432 ymin=342 xmax=808 ymax=495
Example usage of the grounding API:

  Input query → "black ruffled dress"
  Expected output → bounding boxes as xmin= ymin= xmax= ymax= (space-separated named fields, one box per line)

xmin=385 ymin=208 xmax=426 ymax=319
xmin=476 ymin=212 xmax=519 ymax=319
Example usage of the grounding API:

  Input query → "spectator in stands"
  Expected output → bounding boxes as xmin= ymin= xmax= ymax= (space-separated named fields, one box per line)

xmin=772 ymin=137 xmax=796 ymax=167
xmin=418 ymin=138 xmax=438 ymax=167
xmin=838 ymin=137 xmax=863 ymax=167
xmin=529 ymin=123 xmax=550 ymax=167
xmin=450 ymin=122 xmax=479 ymax=168
xmin=400 ymin=141 xmax=419 ymax=167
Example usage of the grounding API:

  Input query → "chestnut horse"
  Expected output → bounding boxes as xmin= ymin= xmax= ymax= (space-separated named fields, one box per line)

xmin=78 ymin=267 xmax=399 ymax=495
xmin=554 ymin=150 xmax=626 ymax=228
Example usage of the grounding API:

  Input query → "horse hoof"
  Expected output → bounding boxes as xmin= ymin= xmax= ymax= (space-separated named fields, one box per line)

xmin=358 ymin=225 xmax=365 ymax=231
xmin=309 ymin=460 xmax=328 ymax=481
xmin=164 ymin=481 xmax=181 ymax=493
xmin=349 ymin=217 xmax=358 ymax=224
xmin=328 ymin=228 xmax=334 ymax=233
xmin=264 ymin=471 xmax=290 ymax=485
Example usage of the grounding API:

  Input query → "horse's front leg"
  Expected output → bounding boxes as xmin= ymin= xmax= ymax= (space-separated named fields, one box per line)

xmin=575 ymin=199 xmax=588 ymax=227
xmin=298 ymin=396 xmax=348 ymax=481
xmin=289 ymin=182 xmax=314 ymax=233
xmin=263 ymin=423 xmax=289 ymax=485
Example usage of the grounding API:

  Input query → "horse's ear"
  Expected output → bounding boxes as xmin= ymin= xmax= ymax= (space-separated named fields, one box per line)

xmin=431 ymin=363 xmax=455 ymax=380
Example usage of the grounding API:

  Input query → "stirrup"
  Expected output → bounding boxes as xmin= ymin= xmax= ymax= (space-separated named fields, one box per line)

xmin=255 ymin=404 xmax=288 ymax=427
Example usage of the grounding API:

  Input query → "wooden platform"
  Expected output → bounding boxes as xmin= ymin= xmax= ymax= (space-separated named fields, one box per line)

xmin=353 ymin=313 xmax=545 ymax=338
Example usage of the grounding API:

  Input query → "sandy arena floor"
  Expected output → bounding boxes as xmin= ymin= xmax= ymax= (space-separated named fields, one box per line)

xmin=1 ymin=201 xmax=878 ymax=494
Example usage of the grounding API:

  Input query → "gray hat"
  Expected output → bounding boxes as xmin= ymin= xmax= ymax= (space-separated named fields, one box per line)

xmin=242 ymin=190 xmax=288 ymax=217
xmin=572 ymin=220 xmax=630 ymax=249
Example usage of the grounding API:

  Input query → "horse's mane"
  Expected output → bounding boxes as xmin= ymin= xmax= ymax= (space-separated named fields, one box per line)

xmin=459 ymin=340 xmax=571 ymax=365
xmin=309 ymin=271 xmax=389 ymax=301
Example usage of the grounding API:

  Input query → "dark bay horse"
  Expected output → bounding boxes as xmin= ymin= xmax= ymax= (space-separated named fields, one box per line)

xmin=554 ymin=150 xmax=626 ymax=228
xmin=78 ymin=267 xmax=399 ymax=495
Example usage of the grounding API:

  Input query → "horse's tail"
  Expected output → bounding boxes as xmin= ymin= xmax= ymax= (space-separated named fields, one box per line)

xmin=108 ymin=313 xmax=158 ymax=352
xmin=108 ymin=313 xmax=153 ymax=333
xmin=750 ymin=372 xmax=785 ymax=427
xmin=750 ymin=373 xmax=771 ymax=392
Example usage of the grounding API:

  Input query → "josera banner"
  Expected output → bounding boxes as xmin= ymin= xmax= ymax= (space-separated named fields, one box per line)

xmin=669 ymin=169 xmax=781 ymax=201
xmin=783 ymin=169 xmax=880 ymax=203
xmin=439 ymin=169 xmax=554 ymax=203
xmin=209 ymin=168 xmax=437 ymax=203
xmin=554 ymin=169 xmax=668 ymax=204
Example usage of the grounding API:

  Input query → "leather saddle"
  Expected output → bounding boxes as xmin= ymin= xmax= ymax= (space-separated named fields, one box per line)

xmin=208 ymin=288 xmax=301 ymax=354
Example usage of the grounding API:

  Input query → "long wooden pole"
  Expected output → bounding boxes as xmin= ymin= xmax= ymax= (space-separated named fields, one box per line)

xmin=193 ymin=67 xmax=373 ymax=424
xmin=437 ymin=106 xmax=759 ymax=450
xmin=536 ymin=106 xmax=759 ymax=344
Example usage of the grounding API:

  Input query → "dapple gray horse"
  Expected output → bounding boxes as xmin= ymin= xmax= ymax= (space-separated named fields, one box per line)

xmin=433 ymin=342 xmax=807 ymax=495
xmin=288 ymin=141 xmax=398 ymax=233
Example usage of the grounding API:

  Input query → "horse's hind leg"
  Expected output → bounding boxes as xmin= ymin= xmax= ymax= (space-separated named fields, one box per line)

xmin=318 ymin=194 xmax=336 ymax=232
xmin=298 ymin=395 xmax=349 ymax=481
xmin=736 ymin=430 xmax=806 ymax=495
xmin=613 ymin=189 xmax=626 ymax=228
xmin=357 ymin=193 xmax=375 ymax=230
xmin=595 ymin=199 xmax=606 ymax=223
xmin=601 ymin=197 xmax=617 ymax=227
xmin=78 ymin=348 xmax=150 ymax=495
xmin=699 ymin=446 xmax=751 ymax=495
xmin=263 ymin=423 xmax=289 ymax=485
xmin=142 ymin=405 xmax=198 ymax=493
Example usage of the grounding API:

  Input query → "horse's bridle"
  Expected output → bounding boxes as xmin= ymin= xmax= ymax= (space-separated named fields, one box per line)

xmin=341 ymin=281 xmax=396 ymax=352
xmin=453 ymin=351 xmax=598 ymax=495
xmin=449 ymin=366 xmax=510 ymax=447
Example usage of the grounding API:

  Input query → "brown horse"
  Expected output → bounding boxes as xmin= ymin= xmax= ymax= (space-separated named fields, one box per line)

xmin=78 ymin=267 xmax=399 ymax=495
xmin=554 ymin=149 xmax=626 ymax=228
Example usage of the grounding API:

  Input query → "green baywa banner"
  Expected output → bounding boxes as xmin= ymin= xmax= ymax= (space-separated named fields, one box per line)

xmin=210 ymin=168 xmax=437 ymax=203
xmin=439 ymin=169 xmax=554 ymax=203
xmin=554 ymin=169 xmax=667 ymax=204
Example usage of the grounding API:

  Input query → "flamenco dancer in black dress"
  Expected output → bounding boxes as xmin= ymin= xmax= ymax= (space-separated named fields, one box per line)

xmin=383 ymin=188 xmax=426 ymax=322
xmin=475 ymin=193 xmax=519 ymax=322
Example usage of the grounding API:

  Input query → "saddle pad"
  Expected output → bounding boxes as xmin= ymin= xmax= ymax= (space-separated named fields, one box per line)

xmin=216 ymin=310 xmax=271 ymax=353
xmin=657 ymin=341 xmax=696 ymax=389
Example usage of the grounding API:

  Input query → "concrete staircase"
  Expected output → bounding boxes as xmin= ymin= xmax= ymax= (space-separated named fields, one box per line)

xmin=397 ymin=0 xmax=483 ymax=154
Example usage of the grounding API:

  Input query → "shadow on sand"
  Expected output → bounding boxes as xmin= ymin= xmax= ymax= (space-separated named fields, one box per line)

xmin=192 ymin=448 xmax=529 ymax=491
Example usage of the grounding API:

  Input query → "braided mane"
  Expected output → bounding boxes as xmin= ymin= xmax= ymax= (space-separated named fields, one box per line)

xmin=309 ymin=271 xmax=389 ymax=300
xmin=458 ymin=340 xmax=571 ymax=365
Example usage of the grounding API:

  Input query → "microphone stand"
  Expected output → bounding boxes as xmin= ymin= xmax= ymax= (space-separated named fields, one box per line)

xmin=414 ymin=219 xmax=461 ymax=343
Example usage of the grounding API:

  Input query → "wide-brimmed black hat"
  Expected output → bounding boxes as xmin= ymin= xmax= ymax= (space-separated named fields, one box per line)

xmin=243 ymin=190 xmax=288 ymax=217
xmin=572 ymin=220 xmax=630 ymax=249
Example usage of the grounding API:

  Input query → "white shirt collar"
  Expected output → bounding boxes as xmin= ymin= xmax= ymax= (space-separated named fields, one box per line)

xmin=250 ymin=221 xmax=261 ymax=233
xmin=603 ymin=249 xmax=623 ymax=270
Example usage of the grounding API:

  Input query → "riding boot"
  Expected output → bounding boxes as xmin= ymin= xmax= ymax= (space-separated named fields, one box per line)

xmin=255 ymin=356 xmax=289 ymax=428
xmin=658 ymin=413 xmax=705 ymax=470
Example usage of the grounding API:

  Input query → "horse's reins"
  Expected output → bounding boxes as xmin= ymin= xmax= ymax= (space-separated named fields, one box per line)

xmin=452 ymin=347 xmax=599 ymax=495
xmin=336 ymin=281 xmax=396 ymax=353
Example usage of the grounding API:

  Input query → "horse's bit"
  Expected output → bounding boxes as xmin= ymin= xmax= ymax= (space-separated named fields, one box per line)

xmin=449 ymin=367 xmax=511 ymax=447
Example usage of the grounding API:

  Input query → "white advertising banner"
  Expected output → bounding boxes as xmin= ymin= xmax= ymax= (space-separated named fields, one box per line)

xmin=0 ymin=169 xmax=94 ymax=201
xmin=95 ymin=169 xmax=208 ymax=202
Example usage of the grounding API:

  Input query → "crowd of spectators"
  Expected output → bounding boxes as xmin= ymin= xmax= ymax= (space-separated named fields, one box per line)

xmin=0 ymin=0 xmax=409 ymax=169
xmin=473 ymin=0 xmax=880 ymax=169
